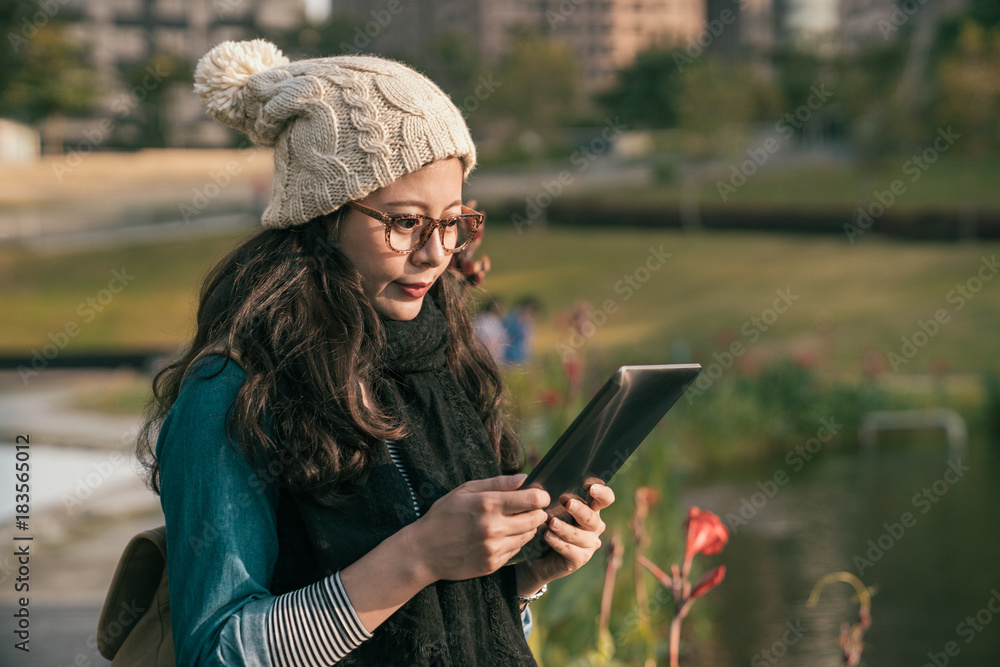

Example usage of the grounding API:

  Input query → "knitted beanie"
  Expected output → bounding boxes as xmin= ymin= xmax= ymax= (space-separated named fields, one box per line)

xmin=193 ymin=39 xmax=477 ymax=229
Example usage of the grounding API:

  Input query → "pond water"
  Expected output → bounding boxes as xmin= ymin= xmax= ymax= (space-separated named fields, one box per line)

xmin=684 ymin=436 xmax=1000 ymax=666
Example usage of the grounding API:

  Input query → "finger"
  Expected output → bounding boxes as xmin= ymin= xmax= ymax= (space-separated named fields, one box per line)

xmin=494 ymin=526 xmax=544 ymax=563
xmin=494 ymin=509 xmax=549 ymax=537
xmin=543 ymin=528 xmax=591 ymax=569
xmin=585 ymin=483 xmax=616 ymax=511
xmin=497 ymin=529 xmax=538 ymax=556
xmin=493 ymin=487 xmax=551 ymax=514
xmin=548 ymin=515 xmax=602 ymax=550
xmin=563 ymin=497 xmax=606 ymax=534
xmin=460 ymin=474 xmax=526 ymax=494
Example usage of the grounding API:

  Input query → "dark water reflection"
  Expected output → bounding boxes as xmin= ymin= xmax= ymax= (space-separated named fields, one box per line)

xmin=683 ymin=438 xmax=1000 ymax=666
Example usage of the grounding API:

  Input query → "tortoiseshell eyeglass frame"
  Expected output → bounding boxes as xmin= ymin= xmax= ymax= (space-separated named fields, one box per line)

xmin=345 ymin=201 xmax=485 ymax=255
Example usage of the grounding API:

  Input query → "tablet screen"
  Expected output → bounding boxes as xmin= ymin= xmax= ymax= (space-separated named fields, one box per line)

xmin=510 ymin=363 xmax=701 ymax=563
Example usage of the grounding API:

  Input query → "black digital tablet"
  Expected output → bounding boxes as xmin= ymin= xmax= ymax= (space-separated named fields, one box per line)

xmin=509 ymin=363 xmax=701 ymax=564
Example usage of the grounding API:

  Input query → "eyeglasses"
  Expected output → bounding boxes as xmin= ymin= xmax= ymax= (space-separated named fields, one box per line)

xmin=345 ymin=201 xmax=485 ymax=255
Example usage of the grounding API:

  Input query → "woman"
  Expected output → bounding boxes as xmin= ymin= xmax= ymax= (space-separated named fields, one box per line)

xmin=136 ymin=40 xmax=614 ymax=666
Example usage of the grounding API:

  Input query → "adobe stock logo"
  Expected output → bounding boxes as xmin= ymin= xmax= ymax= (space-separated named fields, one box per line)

xmin=853 ymin=458 xmax=969 ymax=576
xmin=717 ymin=83 xmax=834 ymax=202
xmin=17 ymin=268 xmax=136 ymax=384
xmin=512 ymin=117 xmax=627 ymax=233
xmin=887 ymin=254 xmax=998 ymax=371
xmin=923 ymin=588 xmax=1000 ymax=667
xmin=844 ymin=126 xmax=960 ymax=243
xmin=750 ymin=620 xmax=809 ymax=667
xmin=723 ymin=417 xmax=842 ymax=533
xmin=684 ymin=288 xmax=799 ymax=402
xmin=555 ymin=244 xmax=671 ymax=360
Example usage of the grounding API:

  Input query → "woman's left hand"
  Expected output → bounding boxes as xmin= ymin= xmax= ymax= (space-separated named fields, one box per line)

xmin=514 ymin=483 xmax=615 ymax=596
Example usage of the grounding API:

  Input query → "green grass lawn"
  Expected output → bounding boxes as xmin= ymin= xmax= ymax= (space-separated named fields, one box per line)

xmin=3 ymin=226 xmax=999 ymax=376
xmin=484 ymin=226 xmax=1000 ymax=376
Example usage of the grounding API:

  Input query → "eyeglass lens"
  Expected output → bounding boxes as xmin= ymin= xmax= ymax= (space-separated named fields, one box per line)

xmin=389 ymin=215 xmax=477 ymax=252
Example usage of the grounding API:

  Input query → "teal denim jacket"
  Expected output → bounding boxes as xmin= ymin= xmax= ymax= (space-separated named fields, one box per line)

xmin=156 ymin=354 xmax=532 ymax=666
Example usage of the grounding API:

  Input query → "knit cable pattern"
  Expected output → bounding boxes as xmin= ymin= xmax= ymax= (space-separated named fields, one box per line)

xmin=193 ymin=40 xmax=476 ymax=229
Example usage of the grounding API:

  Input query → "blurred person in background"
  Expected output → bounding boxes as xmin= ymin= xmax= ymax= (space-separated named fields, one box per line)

xmin=473 ymin=296 xmax=509 ymax=364
xmin=502 ymin=296 xmax=543 ymax=365
xmin=135 ymin=40 xmax=613 ymax=667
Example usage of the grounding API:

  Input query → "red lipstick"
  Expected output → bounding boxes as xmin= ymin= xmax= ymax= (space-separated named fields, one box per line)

xmin=396 ymin=282 xmax=430 ymax=298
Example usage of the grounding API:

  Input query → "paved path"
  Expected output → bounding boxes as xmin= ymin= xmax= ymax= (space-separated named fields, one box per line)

xmin=0 ymin=369 xmax=163 ymax=666
xmin=0 ymin=602 xmax=112 ymax=666
xmin=0 ymin=369 xmax=145 ymax=448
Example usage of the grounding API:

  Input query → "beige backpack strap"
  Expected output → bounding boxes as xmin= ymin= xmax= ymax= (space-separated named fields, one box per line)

xmin=97 ymin=526 xmax=171 ymax=662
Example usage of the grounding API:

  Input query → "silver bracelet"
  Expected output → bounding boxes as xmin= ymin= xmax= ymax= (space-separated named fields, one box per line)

xmin=516 ymin=583 xmax=547 ymax=604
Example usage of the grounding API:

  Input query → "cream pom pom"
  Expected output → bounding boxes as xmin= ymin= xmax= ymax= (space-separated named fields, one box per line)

xmin=194 ymin=39 xmax=289 ymax=128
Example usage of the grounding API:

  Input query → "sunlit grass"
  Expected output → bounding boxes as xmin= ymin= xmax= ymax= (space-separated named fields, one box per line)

xmin=3 ymin=225 xmax=998 ymax=374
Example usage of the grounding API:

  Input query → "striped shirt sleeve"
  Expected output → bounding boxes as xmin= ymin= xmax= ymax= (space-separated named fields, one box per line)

xmin=266 ymin=571 xmax=372 ymax=667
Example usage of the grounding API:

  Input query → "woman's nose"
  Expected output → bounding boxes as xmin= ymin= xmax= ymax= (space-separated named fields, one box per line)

xmin=411 ymin=224 xmax=448 ymax=266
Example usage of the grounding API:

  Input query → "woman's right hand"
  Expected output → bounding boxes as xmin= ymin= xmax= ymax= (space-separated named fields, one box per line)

xmin=405 ymin=474 xmax=551 ymax=583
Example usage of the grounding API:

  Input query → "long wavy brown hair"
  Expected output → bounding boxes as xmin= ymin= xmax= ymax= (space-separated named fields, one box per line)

xmin=135 ymin=211 xmax=523 ymax=506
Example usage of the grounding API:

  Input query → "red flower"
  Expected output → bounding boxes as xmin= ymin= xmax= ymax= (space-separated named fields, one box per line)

xmin=635 ymin=486 xmax=662 ymax=508
xmin=563 ymin=354 xmax=583 ymax=392
xmin=684 ymin=507 xmax=729 ymax=561
xmin=540 ymin=387 xmax=562 ymax=407
xmin=690 ymin=565 xmax=726 ymax=599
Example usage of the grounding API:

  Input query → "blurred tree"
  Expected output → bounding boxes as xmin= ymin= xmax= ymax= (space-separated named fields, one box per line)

xmin=771 ymin=48 xmax=823 ymax=116
xmin=488 ymin=28 xmax=579 ymax=146
xmin=676 ymin=57 xmax=760 ymax=158
xmin=838 ymin=0 xmax=1000 ymax=164
xmin=932 ymin=1 xmax=1000 ymax=156
xmin=407 ymin=30 xmax=490 ymax=132
xmin=935 ymin=21 xmax=1000 ymax=155
xmin=0 ymin=20 xmax=97 ymax=125
xmin=0 ymin=0 xmax=33 ymax=114
xmin=270 ymin=11 xmax=362 ymax=59
xmin=410 ymin=30 xmax=482 ymax=93
xmin=597 ymin=48 xmax=684 ymax=129
xmin=830 ymin=40 xmax=907 ymax=162
xmin=118 ymin=52 xmax=190 ymax=148
xmin=934 ymin=0 xmax=1000 ymax=54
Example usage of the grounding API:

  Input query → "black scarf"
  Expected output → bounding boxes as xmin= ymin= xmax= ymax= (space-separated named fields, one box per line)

xmin=270 ymin=295 xmax=537 ymax=666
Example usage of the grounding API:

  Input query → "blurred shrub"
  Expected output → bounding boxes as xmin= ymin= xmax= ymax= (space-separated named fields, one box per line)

xmin=672 ymin=359 xmax=893 ymax=472
xmin=506 ymin=356 xmax=900 ymax=664
xmin=983 ymin=371 xmax=1000 ymax=442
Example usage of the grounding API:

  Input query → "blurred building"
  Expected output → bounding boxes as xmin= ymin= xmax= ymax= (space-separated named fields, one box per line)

xmin=839 ymin=0 xmax=970 ymax=52
xmin=733 ymin=0 xmax=829 ymax=53
xmin=839 ymin=0 xmax=897 ymax=50
xmin=61 ymin=0 xmax=307 ymax=146
xmin=334 ymin=0 xmax=707 ymax=91
xmin=0 ymin=119 xmax=41 ymax=164
xmin=592 ymin=0 xmax=706 ymax=87
xmin=741 ymin=0 xmax=972 ymax=55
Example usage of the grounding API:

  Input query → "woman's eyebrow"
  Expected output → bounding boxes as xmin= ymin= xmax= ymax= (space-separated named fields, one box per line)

xmin=382 ymin=199 xmax=464 ymax=211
